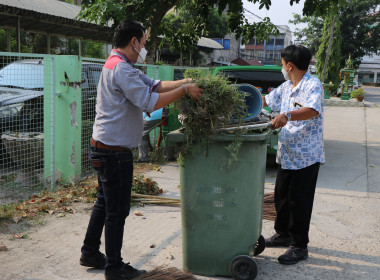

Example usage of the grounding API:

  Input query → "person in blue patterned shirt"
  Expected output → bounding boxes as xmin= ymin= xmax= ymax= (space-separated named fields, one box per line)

xmin=263 ymin=45 xmax=325 ymax=265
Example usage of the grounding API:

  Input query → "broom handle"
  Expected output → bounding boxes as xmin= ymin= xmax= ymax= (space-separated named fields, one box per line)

xmin=216 ymin=122 xmax=272 ymax=132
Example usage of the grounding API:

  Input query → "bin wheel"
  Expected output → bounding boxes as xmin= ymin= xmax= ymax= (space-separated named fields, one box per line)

xmin=253 ymin=235 xmax=265 ymax=256
xmin=229 ymin=255 xmax=258 ymax=280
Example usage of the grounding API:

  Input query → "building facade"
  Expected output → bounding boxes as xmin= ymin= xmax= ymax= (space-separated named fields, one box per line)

xmin=241 ymin=25 xmax=292 ymax=65
xmin=356 ymin=54 xmax=380 ymax=84
xmin=210 ymin=33 xmax=240 ymax=65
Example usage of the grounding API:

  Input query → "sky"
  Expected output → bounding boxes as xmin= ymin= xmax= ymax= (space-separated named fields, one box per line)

xmin=242 ymin=0 xmax=307 ymax=32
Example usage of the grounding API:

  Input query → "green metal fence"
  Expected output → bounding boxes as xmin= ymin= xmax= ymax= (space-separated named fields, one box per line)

xmin=0 ymin=52 xmax=210 ymax=199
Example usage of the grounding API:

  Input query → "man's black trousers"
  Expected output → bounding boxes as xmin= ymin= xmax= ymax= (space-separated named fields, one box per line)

xmin=81 ymin=145 xmax=133 ymax=270
xmin=274 ymin=162 xmax=320 ymax=249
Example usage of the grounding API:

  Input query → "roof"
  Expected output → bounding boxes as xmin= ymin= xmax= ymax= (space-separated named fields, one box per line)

xmin=0 ymin=0 xmax=113 ymax=42
xmin=198 ymin=37 xmax=224 ymax=49
xmin=158 ymin=35 xmax=224 ymax=49
xmin=231 ymin=58 xmax=264 ymax=66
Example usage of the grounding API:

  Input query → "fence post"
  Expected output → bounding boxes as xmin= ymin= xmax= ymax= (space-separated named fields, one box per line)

xmin=43 ymin=56 xmax=54 ymax=188
xmin=44 ymin=55 xmax=82 ymax=186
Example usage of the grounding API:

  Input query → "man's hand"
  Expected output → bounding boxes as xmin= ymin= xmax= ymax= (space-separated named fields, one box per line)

xmin=183 ymin=78 xmax=193 ymax=84
xmin=271 ymin=113 xmax=288 ymax=129
xmin=185 ymin=83 xmax=203 ymax=101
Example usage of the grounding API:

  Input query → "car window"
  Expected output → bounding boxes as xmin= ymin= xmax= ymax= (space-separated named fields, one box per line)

xmin=0 ymin=62 xmax=43 ymax=90
xmin=88 ymin=68 xmax=101 ymax=87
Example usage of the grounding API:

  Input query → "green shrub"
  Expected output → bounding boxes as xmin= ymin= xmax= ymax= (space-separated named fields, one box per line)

xmin=323 ymin=83 xmax=339 ymax=95
xmin=184 ymin=69 xmax=201 ymax=80
xmin=350 ymin=88 xmax=365 ymax=98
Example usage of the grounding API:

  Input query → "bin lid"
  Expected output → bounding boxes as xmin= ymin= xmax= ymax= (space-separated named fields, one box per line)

xmin=167 ymin=129 xmax=270 ymax=143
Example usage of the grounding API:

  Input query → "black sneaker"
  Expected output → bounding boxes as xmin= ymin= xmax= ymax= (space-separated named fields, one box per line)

xmin=105 ymin=262 xmax=147 ymax=280
xmin=278 ymin=246 xmax=308 ymax=265
xmin=265 ymin=233 xmax=291 ymax=247
xmin=80 ymin=251 xmax=106 ymax=269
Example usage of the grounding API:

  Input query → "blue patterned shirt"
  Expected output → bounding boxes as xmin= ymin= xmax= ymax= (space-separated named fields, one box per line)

xmin=265 ymin=72 xmax=325 ymax=170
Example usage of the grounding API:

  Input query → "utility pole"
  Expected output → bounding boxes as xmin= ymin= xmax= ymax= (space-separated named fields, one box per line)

xmin=321 ymin=15 xmax=337 ymax=84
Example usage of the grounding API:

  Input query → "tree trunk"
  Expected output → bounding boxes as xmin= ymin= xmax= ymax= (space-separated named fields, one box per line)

xmin=145 ymin=0 xmax=179 ymax=62
xmin=321 ymin=15 xmax=337 ymax=84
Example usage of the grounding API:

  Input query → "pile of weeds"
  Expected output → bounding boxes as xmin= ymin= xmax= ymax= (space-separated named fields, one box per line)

xmin=132 ymin=175 xmax=163 ymax=195
xmin=176 ymin=72 xmax=248 ymax=165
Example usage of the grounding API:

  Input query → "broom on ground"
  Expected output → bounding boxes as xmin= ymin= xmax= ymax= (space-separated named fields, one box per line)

xmin=263 ymin=192 xmax=276 ymax=221
xmin=132 ymin=192 xmax=276 ymax=221
xmin=135 ymin=266 xmax=196 ymax=280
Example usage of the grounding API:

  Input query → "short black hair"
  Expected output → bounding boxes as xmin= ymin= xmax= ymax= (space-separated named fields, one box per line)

xmin=281 ymin=45 xmax=312 ymax=70
xmin=113 ymin=20 xmax=146 ymax=48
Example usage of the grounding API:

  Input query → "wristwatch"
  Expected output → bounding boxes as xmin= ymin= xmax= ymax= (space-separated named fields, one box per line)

xmin=285 ymin=112 xmax=292 ymax=121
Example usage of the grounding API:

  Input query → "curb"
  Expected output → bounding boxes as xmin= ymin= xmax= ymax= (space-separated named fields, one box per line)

xmin=324 ymin=98 xmax=365 ymax=107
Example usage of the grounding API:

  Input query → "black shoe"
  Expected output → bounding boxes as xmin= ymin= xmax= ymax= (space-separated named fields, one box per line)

xmin=265 ymin=233 xmax=291 ymax=247
xmin=80 ymin=251 xmax=106 ymax=269
xmin=105 ymin=262 xmax=147 ymax=280
xmin=278 ymin=246 xmax=308 ymax=265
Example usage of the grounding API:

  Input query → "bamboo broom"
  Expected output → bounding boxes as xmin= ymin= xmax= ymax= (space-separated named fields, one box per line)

xmin=131 ymin=192 xmax=276 ymax=221
xmin=135 ymin=266 xmax=196 ymax=280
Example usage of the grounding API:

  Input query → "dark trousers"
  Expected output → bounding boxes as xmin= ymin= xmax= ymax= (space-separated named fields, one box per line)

xmin=274 ymin=162 xmax=320 ymax=249
xmin=81 ymin=145 xmax=133 ymax=270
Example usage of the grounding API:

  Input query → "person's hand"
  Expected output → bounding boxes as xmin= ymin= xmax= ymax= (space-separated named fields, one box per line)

xmin=183 ymin=78 xmax=193 ymax=84
xmin=185 ymin=83 xmax=203 ymax=101
xmin=271 ymin=113 xmax=288 ymax=129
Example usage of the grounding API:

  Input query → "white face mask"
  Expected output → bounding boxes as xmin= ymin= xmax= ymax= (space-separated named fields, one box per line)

xmin=133 ymin=40 xmax=148 ymax=64
xmin=281 ymin=65 xmax=290 ymax=80
xmin=137 ymin=47 xmax=147 ymax=64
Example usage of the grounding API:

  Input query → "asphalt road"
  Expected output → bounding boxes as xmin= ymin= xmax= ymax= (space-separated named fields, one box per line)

xmin=362 ymin=86 xmax=380 ymax=106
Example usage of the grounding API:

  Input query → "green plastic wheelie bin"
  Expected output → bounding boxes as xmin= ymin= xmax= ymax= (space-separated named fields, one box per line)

xmin=167 ymin=131 xmax=268 ymax=280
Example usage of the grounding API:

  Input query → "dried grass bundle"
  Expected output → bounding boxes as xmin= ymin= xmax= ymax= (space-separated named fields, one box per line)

xmin=131 ymin=192 xmax=276 ymax=221
xmin=176 ymin=74 xmax=248 ymax=159
xmin=263 ymin=192 xmax=276 ymax=221
xmin=135 ymin=266 xmax=196 ymax=280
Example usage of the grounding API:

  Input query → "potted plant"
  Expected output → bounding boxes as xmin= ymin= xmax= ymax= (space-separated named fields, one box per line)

xmin=350 ymin=88 xmax=366 ymax=102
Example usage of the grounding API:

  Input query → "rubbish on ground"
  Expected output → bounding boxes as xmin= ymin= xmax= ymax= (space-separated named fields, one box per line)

xmin=0 ymin=241 xmax=8 ymax=251
xmin=135 ymin=210 xmax=144 ymax=216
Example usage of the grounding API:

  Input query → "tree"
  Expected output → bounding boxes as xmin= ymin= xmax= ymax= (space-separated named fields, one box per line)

xmin=289 ymin=14 xmax=323 ymax=55
xmin=158 ymin=4 xmax=229 ymax=65
xmin=291 ymin=0 xmax=380 ymax=69
xmin=77 ymin=0 xmax=343 ymax=61
xmin=204 ymin=6 xmax=229 ymax=38
xmin=67 ymin=39 xmax=106 ymax=58
xmin=316 ymin=14 xmax=342 ymax=83
xmin=339 ymin=1 xmax=380 ymax=69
